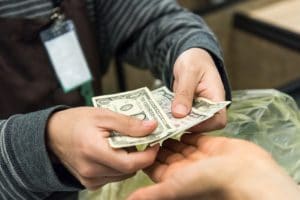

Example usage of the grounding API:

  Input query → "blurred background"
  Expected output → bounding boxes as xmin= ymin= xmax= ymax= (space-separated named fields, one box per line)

xmin=102 ymin=0 xmax=300 ymax=104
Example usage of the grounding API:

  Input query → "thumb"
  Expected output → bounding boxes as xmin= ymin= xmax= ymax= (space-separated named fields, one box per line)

xmin=127 ymin=183 xmax=175 ymax=200
xmin=172 ymin=75 xmax=199 ymax=118
xmin=99 ymin=109 xmax=158 ymax=137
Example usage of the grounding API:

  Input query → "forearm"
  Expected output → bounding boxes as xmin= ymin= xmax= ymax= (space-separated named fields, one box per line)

xmin=99 ymin=0 xmax=231 ymax=99
xmin=0 ymin=107 xmax=81 ymax=199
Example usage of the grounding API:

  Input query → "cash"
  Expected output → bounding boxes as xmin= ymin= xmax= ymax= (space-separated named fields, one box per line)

xmin=92 ymin=86 xmax=230 ymax=148
xmin=92 ymin=87 xmax=175 ymax=148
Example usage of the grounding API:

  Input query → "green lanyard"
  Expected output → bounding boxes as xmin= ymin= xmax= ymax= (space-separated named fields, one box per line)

xmin=80 ymin=82 xmax=94 ymax=106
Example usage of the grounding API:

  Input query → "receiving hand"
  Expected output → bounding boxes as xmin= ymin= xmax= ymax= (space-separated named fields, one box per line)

xmin=127 ymin=134 xmax=300 ymax=200
xmin=46 ymin=107 xmax=159 ymax=190
xmin=172 ymin=48 xmax=227 ymax=132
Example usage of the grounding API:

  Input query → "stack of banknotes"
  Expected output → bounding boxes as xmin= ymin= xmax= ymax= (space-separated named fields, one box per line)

xmin=92 ymin=86 xmax=230 ymax=149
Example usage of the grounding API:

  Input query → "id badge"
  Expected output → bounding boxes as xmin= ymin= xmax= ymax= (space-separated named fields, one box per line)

xmin=40 ymin=20 xmax=92 ymax=93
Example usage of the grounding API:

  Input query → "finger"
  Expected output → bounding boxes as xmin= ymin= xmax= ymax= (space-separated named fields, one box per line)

xmin=83 ymin=173 xmax=135 ymax=190
xmin=144 ymin=161 xmax=168 ymax=182
xmin=87 ymin=134 xmax=159 ymax=174
xmin=193 ymin=79 xmax=227 ymax=133
xmin=189 ymin=109 xmax=227 ymax=133
xmin=127 ymin=183 xmax=175 ymax=200
xmin=67 ymin=158 xmax=134 ymax=187
xmin=74 ymin=159 xmax=127 ymax=179
xmin=104 ymin=145 xmax=160 ymax=174
xmin=163 ymin=139 xmax=198 ymax=157
xmin=172 ymin=70 xmax=200 ymax=118
xmin=164 ymin=139 xmax=207 ymax=161
xmin=156 ymin=147 xmax=185 ymax=164
xmin=163 ymin=139 xmax=186 ymax=152
xmin=181 ymin=133 xmax=208 ymax=146
xmin=181 ymin=134 xmax=228 ymax=155
xmin=96 ymin=108 xmax=158 ymax=137
xmin=195 ymin=68 xmax=225 ymax=102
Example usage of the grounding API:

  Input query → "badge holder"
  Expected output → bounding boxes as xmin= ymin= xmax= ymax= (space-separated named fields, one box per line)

xmin=40 ymin=7 xmax=94 ymax=106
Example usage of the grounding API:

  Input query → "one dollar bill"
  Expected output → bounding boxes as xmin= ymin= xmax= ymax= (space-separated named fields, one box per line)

xmin=150 ymin=86 xmax=230 ymax=145
xmin=92 ymin=87 xmax=175 ymax=148
xmin=92 ymin=86 xmax=230 ymax=149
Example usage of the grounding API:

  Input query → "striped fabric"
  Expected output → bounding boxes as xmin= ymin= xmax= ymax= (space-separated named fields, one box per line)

xmin=0 ymin=0 xmax=94 ymax=18
xmin=0 ymin=0 xmax=229 ymax=199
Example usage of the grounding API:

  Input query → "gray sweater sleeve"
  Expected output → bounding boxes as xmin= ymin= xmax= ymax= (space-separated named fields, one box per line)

xmin=0 ymin=1 xmax=231 ymax=199
xmin=98 ymin=0 xmax=231 ymax=100
xmin=0 ymin=107 xmax=81 ymax=199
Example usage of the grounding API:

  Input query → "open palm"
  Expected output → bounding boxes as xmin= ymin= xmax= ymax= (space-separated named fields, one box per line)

xmin=127 ymin=134 xmax=281 ymax=200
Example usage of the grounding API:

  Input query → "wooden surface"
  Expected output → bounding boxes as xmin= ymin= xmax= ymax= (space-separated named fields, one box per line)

xmin=203 ymin=0 xmax=300 ymax=89
xmin=230 ymin=0 xmax=300 ymax=89
xmin=249 ymin=0 xmax=300 ymax=34
xmin=229 ymin=29 xmax=300 ymax=89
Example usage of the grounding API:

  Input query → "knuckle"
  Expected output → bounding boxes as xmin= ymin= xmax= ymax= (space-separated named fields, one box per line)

xmin=79 ymin=178 xmax=94 ymax=189
xmin=176 ymin=89 xmax=190 ymax=97
xmin=97 ymin=107 xmax=116 ymax=121
xmin=78 ymin=165 xmax=96 ymax=178
xmin=175 ymin=90 xmax=194 ymax=100
xmin=119 ymin=160 xmax=136 ymax=173
xmin=125 ymin=116 xmax=140 ymax=132
xmin=126 ymin=116 xmax=137 ymax=127
xmin=98 ymin=106 xmax=109 ymax=113
xmin=148 ymin=157 xmax=156 ymax=166
xmin=216 ymin=120 xmax=226 ymax=130
xmin=79 ymin=143 xmax=92 ymax=158
xmin=216 ymin=115 xmax=227 ymax=130
xmin=147 ymin=152 xmax=156 ymax=163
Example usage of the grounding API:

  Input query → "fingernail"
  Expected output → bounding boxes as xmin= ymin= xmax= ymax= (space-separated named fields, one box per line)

xmin=174 ymin=104 xmax=188 ymax=115
xmin=142 ymin=120 xmax=156 ymax=127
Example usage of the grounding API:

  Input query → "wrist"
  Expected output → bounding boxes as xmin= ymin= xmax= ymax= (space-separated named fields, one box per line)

xmin=46 ymin=109 xmax=65 ymax=165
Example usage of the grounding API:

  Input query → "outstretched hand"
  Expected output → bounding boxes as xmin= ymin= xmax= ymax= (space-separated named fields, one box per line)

xmin=47 ymin=107 xmax=159 ymax=190
xmin=127 ymin=134 xmax=300 ymax=200
xmin=172 ymin=48 xmax=227 ymax=132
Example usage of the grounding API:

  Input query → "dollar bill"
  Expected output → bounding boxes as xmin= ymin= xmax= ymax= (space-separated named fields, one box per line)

xmin=151 ymin=86 xmax=213 ymax=133
xmin=193 ymin=97 xmax=230 ymax=115
xmin=150 ymin=86 xmax=230 ymax=145
xmin=92 ymin=87 xmax=175 ymax=148
xmin=92 ymin=86 xmax=231 ymax=149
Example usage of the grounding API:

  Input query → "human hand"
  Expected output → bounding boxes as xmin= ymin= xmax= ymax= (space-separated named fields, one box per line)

xmin=127 ymin=134 xmax=300 ymax=200
xmin=172 ymin=48 xmax=227 ymax=132
xmin=46 ymin=107 xmax=159 ymax=190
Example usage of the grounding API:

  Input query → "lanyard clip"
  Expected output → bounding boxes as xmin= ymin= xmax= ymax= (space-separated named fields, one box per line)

xmin=50 ymin=7 xmax=65 ymax=24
